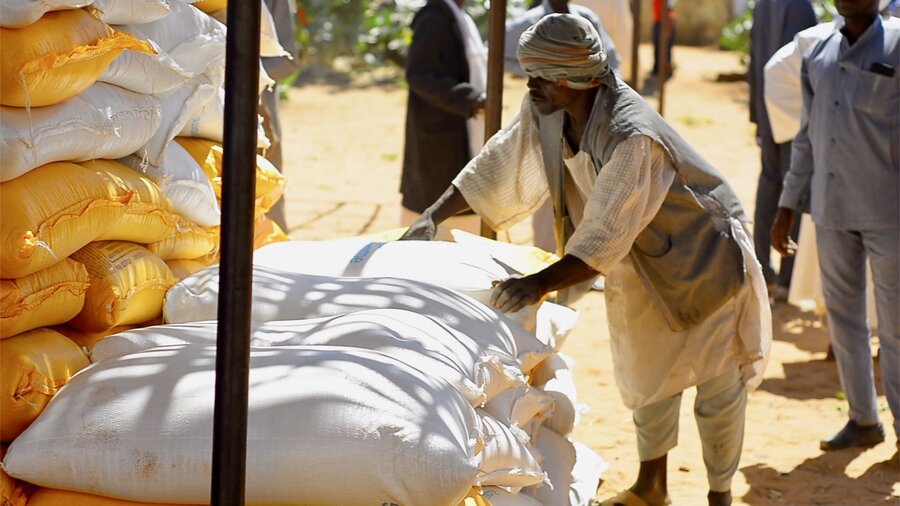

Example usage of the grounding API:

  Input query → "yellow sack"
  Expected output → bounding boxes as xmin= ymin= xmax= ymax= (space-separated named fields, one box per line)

xmin=1 ymin=445 xmax=30 ymax=506
xmin=1 ymin=161 xmax=131 ymax=279
xmin=79 ymin=159 xmax=181 ymax=244
xmin=165 ymin=259 xmax=208 ymax=281
xmin=0 ymin=328 xmax=89 ymax=442
xmin=147 ymin=219 xmax=219 ymax=261
xmin=0 ymin=8 xmax=154 ymax=107
xmin=1 ymin=258 xmax=89 ymax=339
xmin=253 ymin=215 xmax=289 ymax=250
xmin=192 ymin=0 xmax=228 ymax=13
xmin=68 ymin=241 xmax=175 ymax=332
xmin=459 ymin=488 xmax=494 ymax=506
xmin=175 ymin=137 xmax=286 ymax=215
xmin=28 ymin=488 xmax=189 ymax=506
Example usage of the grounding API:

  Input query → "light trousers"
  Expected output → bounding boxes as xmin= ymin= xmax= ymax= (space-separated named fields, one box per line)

xmin=816 ymin=224 xmax=899 ymax=438
xmin=633 ymin=368 xmax=747 ymax=492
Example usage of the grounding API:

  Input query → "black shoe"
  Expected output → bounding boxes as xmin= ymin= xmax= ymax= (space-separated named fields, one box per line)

xmin=820 ymin=420 xmax=885 ymax=451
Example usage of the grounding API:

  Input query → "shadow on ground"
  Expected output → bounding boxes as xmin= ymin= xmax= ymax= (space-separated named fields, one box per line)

xmin=742 ymin=446 xmax=898 ymax=505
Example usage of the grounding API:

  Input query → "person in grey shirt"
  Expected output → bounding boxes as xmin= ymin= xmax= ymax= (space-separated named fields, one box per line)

xmin=772 ymin=0 xmax=899 ymax=457
xmin=748 ymin=0 xmax=817 ymax=301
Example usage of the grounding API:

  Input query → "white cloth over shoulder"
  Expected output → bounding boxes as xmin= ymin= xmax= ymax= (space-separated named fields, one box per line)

xmin=763 ymin=22 xmax=837 ymax=143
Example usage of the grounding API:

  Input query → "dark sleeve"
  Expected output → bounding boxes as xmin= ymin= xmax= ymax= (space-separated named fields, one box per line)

xmin=405 ymin=7 xmax=482 ymax=118
xmin=780 ymin=0 xmax=819 ymax=47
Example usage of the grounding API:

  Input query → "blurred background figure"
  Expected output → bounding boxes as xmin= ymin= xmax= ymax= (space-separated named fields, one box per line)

xmin=573 ymin=0 xmax=633 ymax=78
xmin=504 ymin=0 xmax=621 ymax=79
xmin=651 ymin=0 xmax=676 ymax=78
xmin=400 ymin=0 xmax=487 ymax=234
xmin=748 ymin=0 xmax=817 ymax=302
xmin=260 ymin=0 xmax=300 ymax=232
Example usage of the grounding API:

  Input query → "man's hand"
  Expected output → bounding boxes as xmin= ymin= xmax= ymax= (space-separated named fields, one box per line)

xmin=490 ymin=275 xmax=548 ymax=313
xmin=399 ymin=214 xmax=437 ymax=241
xmin=771 ymin=207 xmax=798 ymax=257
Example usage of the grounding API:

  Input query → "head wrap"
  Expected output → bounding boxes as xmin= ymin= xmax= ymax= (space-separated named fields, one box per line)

xmin=516 ymin=14 xmax=610 ymax=89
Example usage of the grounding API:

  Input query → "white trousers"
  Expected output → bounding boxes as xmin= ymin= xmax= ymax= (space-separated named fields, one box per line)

xmin=632 ymin=368 xmax=747 ymax=492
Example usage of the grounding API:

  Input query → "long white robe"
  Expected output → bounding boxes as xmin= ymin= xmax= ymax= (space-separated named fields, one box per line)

xmin=453 ymin=96 xmax=771 ymax=409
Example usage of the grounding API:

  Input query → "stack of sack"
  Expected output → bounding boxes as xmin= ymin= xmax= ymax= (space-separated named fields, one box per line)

xmin=4 ymin=229 xmax=607 ymax=505
xmin=1 ymin=3 xmax=607 ymax=505
xmin=1 ymin=1 xmax=289 ymax=503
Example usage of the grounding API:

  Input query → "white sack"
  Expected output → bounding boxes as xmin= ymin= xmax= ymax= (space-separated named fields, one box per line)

xmin=163 ymin=266 xmax=553 ymax=371
xmin=481 ymin=487 xmax=543 ymax=505
xmin=253 ymin=239 xmax=542 ymax=331
xmin=179 ymin=85 xmax=272 ymax=149
xmin=476 ymin=410 xmax=545 ymax=489
xmin=522 ymin=428 xmax=607 ymax=506
xmin=531 ymin=353 xmax=579 ymax=436
xmin=0 ymin=83 xmax=160 ymax=182
xmin=92 ymin=309 xmax=526 ymax=406
xmin=4 ymin=345 xmax=482 ymax=506
xmin=103 ymin=1 xmax=226 ymax=95
xmin=763 ymin=22 xmax=836 ymax=143
xmin=119 ymin=140 xmax=220 ymax=226
xmin=92 ymin=0 xmax=188 ymax=25
xmin=483 ymin=384 xmax=554 ymax=430
xmin=0 ymin=0 xmax=90 ymax=27
xmin=130 ymin=74 xmax=217 ymax=166
xmin=535 ymin=301 xmax=579 ymax=351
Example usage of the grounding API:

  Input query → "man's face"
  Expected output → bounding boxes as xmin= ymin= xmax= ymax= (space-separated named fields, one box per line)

xmin=526 ymin=76 xmax=582 ymax=115
xmin=835 ymin=0 xmax=878 ymax=18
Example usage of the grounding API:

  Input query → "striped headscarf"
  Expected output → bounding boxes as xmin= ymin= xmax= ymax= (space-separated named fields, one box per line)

xmin=516 ymin=13 xmax=610 ymax=89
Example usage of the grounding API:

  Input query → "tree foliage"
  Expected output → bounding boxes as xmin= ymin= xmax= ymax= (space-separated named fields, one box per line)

xmin=295 ymin=0 xmax=528 ymax=70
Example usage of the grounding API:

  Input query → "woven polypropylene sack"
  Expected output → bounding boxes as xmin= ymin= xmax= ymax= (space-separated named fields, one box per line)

xmin=192 ymin=0 xmax=226 ymax=13
xmin=119 ymin=139 xmax=220 ymax=226
xmin=0 ymin=0 xmax=90 ymax=28
xmin=0 ymin=8 xmax=153 ymax=107
xmin=530 ymin=353 xmax=578 ymax=436
xmin=91 ymin=309 xmax=525 ymax=406
xmin=1 ymin=445 xmax=29 ymax=506
xmin=0 ymin=161 xmax=130 ymax=279
xmin=91 ymin=0 xmax=182 ymax=25
xmin=475 ymin=410 xmax=545 ymax=488
xmin=522 ymin=428 xmax=608 ymax=506
xmin=100 ymin=2 xmax=225 ymax=95
xmin=68 ymin=241 xmax=175 ymax=332
xmin=78 ymin=160 xmax=179 ymax=244
xmin=0 ymin=328 xmax=89 ymax=442
xmin=163 ymin=267 xmax=552 ymax=372
xmin=164 ymin=258 xmax=207 ymax=281
xmin=0 ymin=83 xmax=161 ymax=182
xmin=0 ymin=258 xmax=89 ymax=339
xmin=26 ymin=487 xmax=188 ymax=506
xmin=3 ymin=345 xmax=482 ymax=505
xmin=146 ymin=220 xmax=218 ymax=260
xmin=174 ymin=137 xmax=286 ymax=214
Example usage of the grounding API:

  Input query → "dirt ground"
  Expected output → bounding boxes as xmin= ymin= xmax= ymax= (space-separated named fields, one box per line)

xmin=276 ymin=44 xmax=899 ymax=505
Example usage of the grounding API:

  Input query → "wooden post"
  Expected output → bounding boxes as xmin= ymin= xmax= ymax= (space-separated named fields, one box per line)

xmin=657 ymin=0 xmax=672 ymax=115
xmin=481 ymin=0 xmax=507 ymax=240
xmin=630 ymin=0 xmax=641 ymax=88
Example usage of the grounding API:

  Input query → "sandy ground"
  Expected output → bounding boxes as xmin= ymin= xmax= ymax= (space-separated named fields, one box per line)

xmin=277 ymin=45 xmax=899 ymax=505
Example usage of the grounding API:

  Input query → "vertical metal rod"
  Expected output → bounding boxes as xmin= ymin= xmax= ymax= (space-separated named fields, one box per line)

xmin=481 ymin=0 xmax=507 ymax=240
xmin=211 ymin=0 xmax=261 ymax=504
xmin=658 ymin=0 xmax=671 ymax=115
xmin=629 ymin=0 xmax=641 ymax=88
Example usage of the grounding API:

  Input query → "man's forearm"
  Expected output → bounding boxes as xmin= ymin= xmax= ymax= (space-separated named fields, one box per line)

xmin=422 ymin=184 xmax=472 ymax=224
xmin=531 ymin=254 xmax=600 ymax=294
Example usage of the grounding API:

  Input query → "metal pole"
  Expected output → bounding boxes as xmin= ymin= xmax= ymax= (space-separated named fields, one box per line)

xmin=211 ymin=0 xmax=260 ymax=504
xmin=481 ymin=0 xmax=507 ymax=240
xmin=657 ymin=0 xmax=671 ymax=115
xmin=629 ymin=0 xmax=641 ymax=88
